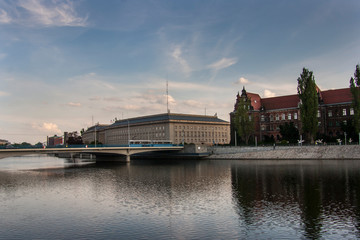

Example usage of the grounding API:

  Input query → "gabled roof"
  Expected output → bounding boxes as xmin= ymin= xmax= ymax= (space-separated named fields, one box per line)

xmin=261 ymin=94 xmax=300 ymax=110
xmin=321 ymin=88 xmax=352 ymax=105
xmin=247 ymin=93 xmax=262 ymax=110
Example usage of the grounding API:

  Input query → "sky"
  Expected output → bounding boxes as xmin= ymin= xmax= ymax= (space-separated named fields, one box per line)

xmin=0 ymin=0 xmax=359 ymax=144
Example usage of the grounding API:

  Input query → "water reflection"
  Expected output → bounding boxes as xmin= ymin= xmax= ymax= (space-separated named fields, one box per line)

xmin=231 ymin=160 xmax=360 ymax=239
xmin=0 ymin=157 xmax=360 ymax=239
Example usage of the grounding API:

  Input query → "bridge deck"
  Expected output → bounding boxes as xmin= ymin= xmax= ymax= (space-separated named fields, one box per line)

xmin=0 ymin=145 xmax=184 ymax=161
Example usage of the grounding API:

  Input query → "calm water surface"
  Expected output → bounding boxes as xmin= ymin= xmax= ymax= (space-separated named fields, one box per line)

xmin=0 ymin=155 xmax=360 ymax=239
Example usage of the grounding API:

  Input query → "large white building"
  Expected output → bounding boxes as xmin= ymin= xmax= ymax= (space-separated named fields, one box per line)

xmin=82 ymin=113 xmax=230 ymax=145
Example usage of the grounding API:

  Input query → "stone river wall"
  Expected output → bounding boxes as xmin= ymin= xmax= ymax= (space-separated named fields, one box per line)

xmin=208 ymin=145 xmax=360 ymax=160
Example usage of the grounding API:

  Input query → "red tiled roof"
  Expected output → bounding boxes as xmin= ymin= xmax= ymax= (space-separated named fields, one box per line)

xmin=262 ymin=94 xmax=300 ymax=110
xmin=321 ymin=88 xmax=352 ymax=105
xmin=247 ymin=92 xmax=262 ymax=110
xmin=238 ymin=87 xmax=352 ymax=112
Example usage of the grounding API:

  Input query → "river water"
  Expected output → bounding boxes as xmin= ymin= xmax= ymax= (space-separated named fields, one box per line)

xmin=0 ymin=155 xmax=359 ymax=239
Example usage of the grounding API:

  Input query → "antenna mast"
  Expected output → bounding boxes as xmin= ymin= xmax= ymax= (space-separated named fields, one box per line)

xmin=166 ymin=80 xmax=169 ymax=113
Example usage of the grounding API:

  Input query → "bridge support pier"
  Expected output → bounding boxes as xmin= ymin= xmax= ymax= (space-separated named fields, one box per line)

xmin=126 ymin=154 xmax=130 ymax=162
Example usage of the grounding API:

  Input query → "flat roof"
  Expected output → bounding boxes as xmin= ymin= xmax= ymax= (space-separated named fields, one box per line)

xmin=109 ymin=113 xmax=229 ymax=128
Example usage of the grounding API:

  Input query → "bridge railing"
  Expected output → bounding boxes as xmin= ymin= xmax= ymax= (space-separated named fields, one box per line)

xmin=0 ymin=143 xmax=184 ymax=150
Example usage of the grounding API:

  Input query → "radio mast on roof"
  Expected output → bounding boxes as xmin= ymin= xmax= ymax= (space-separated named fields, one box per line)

xmin=166 ymin=79 xmax=170 ymax=113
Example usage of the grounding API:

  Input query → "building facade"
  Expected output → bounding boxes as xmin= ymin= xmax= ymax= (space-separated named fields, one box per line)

xmin=82 ymin=113 xmax=230 ymax=145
xmin=0 ymin=139 xmax=9 ymax=145
xmin=231 ymin=87 xmax=354 ymax=144
xmin=47 ymin=135 xmax=63 ymax=146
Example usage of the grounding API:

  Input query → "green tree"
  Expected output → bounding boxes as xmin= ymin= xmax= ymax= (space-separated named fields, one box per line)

xmin=279 ymin=122 xmax=300 ymax=144
xmin=234 ymin=96 xmax=255 ymax=145
xmin=297 ymin=68 xmax=318 ymax=143
xmin=350 ymin=64 xmax=360 ymax=135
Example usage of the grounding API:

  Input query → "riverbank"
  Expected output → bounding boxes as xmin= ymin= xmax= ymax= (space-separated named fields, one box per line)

xmin=208 ymin=145 xmax=360 ymax=160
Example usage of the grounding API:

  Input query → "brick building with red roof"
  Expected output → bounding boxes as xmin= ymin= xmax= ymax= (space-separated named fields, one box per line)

xmin=230 ymin=87 xmax=354 ymax=144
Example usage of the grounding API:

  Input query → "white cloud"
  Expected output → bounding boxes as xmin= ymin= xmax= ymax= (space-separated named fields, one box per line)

xmin=234 ymin=77 xmax=249 ymax=85
xmin=0 ymin=9 xmax=11 ymax=23
xmin=89 ymin=96 xmax=101 ymax=101
xmin=264 ymin=89 xmax=276 ymax=98
xmin=122 ymin=104 xmax=142 ymax=111
xmin=0 ymin=90 xmax=10 ymax=96
xmin=32 ymin=122 xmax=62 ymax=134
xmin=141 ymin=91 xmax=176 ymax=105
xmin=168 ymin=81 xmax=222 ymax=92
xmin=0 ymin=53 xmax=7 ymax=60
xmin=68 ymin=72 xmax=116 ymax=90
xmin=171 ymin=45 xmax=192 ymax=76
xmin=67 ymin=102 xmax=81 ymax=107
xmin=183 ymin=99 xmax=203 ymax=108
xmin=207 ymin=57 xmax=237 ymax=71
xmin=3 ymin=0 xmax=87 ymax=27
xmin=103 ymin=97 xmax=123 ymax=102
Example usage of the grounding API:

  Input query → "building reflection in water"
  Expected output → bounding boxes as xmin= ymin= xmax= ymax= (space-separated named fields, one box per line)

xmin=1 ymin=157 xmax=360 ymax=239
xmin=231 ymin=160 xmax=360 ymax=239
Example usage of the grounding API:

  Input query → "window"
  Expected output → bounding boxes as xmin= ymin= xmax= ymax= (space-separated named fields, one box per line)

xmin=317 ymin=110 xmax=321 ymax=118
xmin=288 ymin=113 xmax=292 ymax=120
xmin=350 ymin=108 xmax=354 ymax=115
xmin=282 ymin=113 xmax=286 ymax=120
xmin=270 ymin=115 xmax=274 ymax=121
xmin=275 ymin=114 xmax=279 ymax=121
xmin=343 ymin=109 xmax=347 ymax=116
xmin=294 ymin=113 xmax=298 ymax=120
xmin=261 ymin=115 xmax=265 ymax=122
xmin=343 ymin=120 xmax=347 ymax=125
xmin=328 ymin=110 xmax=333 ymax=117
xmin=261 ymin=125 xmax=265 ymax=131
xmin=318 ymin=121 xmax=321 ymax=126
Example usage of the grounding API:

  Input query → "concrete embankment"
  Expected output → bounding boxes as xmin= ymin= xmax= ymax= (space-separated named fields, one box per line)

xmin=208 ymin=145 xmax=360 ymax=160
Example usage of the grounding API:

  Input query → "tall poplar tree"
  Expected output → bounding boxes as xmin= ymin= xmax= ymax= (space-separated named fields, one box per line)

xmin=297 ymin=68 xmax=318 ymax=143
xmin=234 ymin=95 xmax=254 ymax=145
xmin=349 ymin=64 xmax=360 ymax=134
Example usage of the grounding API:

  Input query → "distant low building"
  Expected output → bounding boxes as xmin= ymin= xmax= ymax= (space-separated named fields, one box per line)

xmin=0 ymin=139 xmax=9 ymax=145
xmin=47 ymin=135 xmax=63 ymax=146
xmin=82 ymin=113 xmax=230 ymax=145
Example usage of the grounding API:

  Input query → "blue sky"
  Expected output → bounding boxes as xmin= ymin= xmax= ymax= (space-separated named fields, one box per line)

xmin=0 ymin=0 xmax=359 ymax=144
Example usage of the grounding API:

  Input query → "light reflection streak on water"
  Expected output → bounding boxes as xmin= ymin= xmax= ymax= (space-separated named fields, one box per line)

xmin=0 ymin=157 xmax=359 ymax=239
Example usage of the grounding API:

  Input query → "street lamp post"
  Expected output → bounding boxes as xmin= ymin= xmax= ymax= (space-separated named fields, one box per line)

xmin=94 ymin=126 xmax=97 ymax=148
xmin=235 ymin=130 xmax=237 ymax=147
xmin=127 ymin=120 xmax=130 ymax=146
xmin=344 ymin=132 xmax=347 ymax=145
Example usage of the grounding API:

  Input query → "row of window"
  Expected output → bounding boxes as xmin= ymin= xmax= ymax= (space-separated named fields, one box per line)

xmin=262 ymin=113 xmax=298 ymax=122
xmin=174 ymin=125 xmax=227 ymax=131
xmin=327 ymin=108 xmax=354 ymax=117
xmin=175 ymin=131 xmax=228 ymax=138
xmin=261 ymin=124 xmax=299 ymax=131
xmin=175 ymin=138 xmax=227 ymax=144
xmin=260 ymin=120 xmax=349 ymax=132
xmin=261 ymin=108 xmax=355 ymax=122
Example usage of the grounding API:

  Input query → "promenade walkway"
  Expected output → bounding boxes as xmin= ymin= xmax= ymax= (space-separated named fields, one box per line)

xmin=209 ymin=145 xmax=360 ymax=160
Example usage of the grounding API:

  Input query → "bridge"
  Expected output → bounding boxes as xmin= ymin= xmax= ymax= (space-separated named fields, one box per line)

xmin=0 ymin=145 xmax=184 ymax=162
